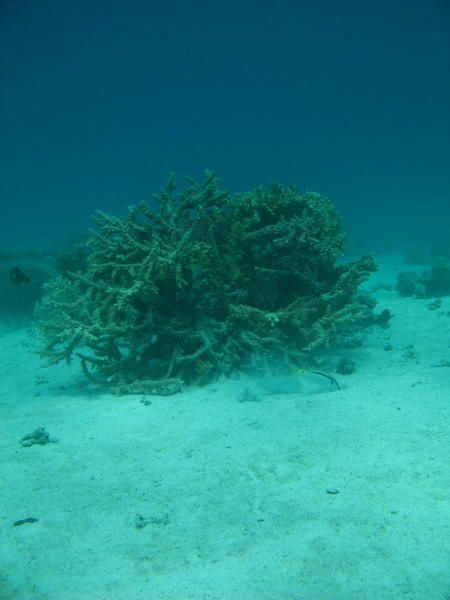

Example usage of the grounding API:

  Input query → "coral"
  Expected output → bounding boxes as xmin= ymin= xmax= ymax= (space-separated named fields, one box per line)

xmin=396 ymin=271 xmax=421 ymax=297
xmin=54 ymin=240 xmax=89 ymax=275
xmin=396 ymin=261 xmax=450 ymax=298
xmin=35 ymin=172 xmax=376 ymax=394
xmin=421 ymin=261 xmax=450 ymax=297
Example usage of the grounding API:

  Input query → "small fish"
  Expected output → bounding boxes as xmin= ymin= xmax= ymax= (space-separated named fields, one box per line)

xmin=307 ymin=370 xmax=340 ymax=392
xmin=258 ymin=369 xmax=340 ymax=395
xmin=9 ymin=265 xmax=31 ymax=285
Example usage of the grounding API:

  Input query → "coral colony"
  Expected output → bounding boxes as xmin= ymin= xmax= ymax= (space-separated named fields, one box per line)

xmin=36 ymin=172 xmax=376 ymax=395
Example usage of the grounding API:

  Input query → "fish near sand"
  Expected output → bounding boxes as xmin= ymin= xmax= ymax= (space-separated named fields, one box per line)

xmin=258 ymin=369 xmax=340 ymax=395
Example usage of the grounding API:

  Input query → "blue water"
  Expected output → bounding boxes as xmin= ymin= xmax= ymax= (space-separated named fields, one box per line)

xmin=1 ymin=0 xmax=449 ymax=250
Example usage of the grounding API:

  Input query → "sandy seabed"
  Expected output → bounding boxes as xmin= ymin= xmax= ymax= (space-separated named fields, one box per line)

xmin=1 ymin=255 xmax=450 ymax=600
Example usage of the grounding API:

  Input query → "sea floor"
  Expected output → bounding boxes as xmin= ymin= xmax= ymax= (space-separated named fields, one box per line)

xmin=1 ymin=255 xmax=450 ymax=600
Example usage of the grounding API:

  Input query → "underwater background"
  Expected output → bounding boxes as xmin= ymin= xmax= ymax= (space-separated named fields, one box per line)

xmin=2 ymin=2 xmax=450 ymax=600
xmin=1 ymin=0 xmax=449 ymax=251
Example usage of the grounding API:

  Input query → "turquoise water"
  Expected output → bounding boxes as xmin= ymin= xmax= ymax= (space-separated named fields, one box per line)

xmin=1 ymin=0 xmax=449 ymax=250
xmin=1 ymin=2 xmax=450 ymax=599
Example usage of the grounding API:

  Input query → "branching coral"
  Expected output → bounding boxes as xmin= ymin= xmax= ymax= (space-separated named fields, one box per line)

xmin=35 ymin=172 xmax=376 ymax=394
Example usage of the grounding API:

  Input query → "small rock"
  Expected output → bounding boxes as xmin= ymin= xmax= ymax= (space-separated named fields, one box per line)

xmin=336 ymin=357 xmax=355 ymax=375
xmin=375 ymin=308 xmax=391 ymax=327
xmin=135 ymin=514 xmax=149 ymax=529
xmin=135 ymin=513 xmax=169 ymax=529
xmin=427 ymin=298 xmax=442 ymax=311
xmin=20 ymin=427 xmax=58 ymax=447
xmin=237 ymin=387 xmax=262 ymax=403
xmin=13 ymin=517 xmax=39 ymax=527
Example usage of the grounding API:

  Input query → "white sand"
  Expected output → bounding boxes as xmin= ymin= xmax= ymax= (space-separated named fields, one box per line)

xmin=1 ymin=255 xmax=450 ymax=600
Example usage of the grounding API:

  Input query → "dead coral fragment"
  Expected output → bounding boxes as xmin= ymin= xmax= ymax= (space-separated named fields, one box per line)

xmin=20 ymin=427 xmax=58 ymax=447
xmin=36 ymin=172 xmax=376 ymax=395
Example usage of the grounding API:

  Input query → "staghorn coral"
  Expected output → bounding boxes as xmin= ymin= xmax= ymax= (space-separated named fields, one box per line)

xmin=35 ymin=172 xmax=376 ymax=395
